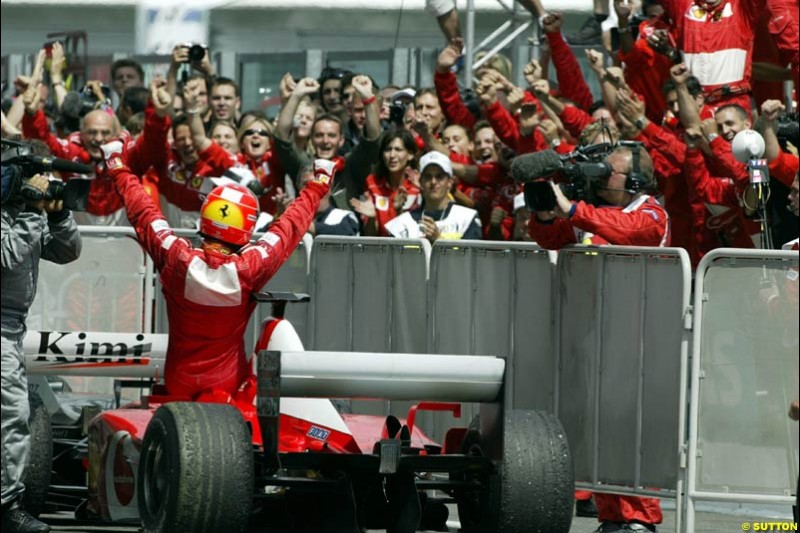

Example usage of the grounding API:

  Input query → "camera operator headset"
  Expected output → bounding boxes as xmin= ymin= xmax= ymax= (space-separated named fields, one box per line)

xmin=512 ymin=140 xmax=670 ymax=249
xmin=1 ymin=139 xmax=82 ymax=532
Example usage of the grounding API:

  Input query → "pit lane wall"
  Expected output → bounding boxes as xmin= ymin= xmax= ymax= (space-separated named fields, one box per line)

xmin=27 ymin=229 xmax=799 ymax=531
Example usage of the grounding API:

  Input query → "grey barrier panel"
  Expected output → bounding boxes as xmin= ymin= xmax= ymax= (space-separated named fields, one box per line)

xmin=687 ymin=249 xmax=799 ymax=522
xmin=428 ymin=240 xmax=554 ymax=442
xmin=308 ymin=236 xmax=430 ymax=417
xmin=556 ymin=246 xmax=691 ymax=494
xmin=308 ymin=236 xmax=429 ymax=353
xmin=28 ymin=227 xmax=149 ymax=396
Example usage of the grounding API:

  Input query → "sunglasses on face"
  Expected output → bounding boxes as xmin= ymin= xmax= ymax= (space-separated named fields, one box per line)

xmin=243 ymin=129 xmax=270 ymax=138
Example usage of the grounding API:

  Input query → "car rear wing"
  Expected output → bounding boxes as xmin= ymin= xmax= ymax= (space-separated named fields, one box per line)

xmin=22 ymin=331 xmax=506 ymax=404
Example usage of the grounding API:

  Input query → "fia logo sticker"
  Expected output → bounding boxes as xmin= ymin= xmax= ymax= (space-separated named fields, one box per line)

xmin=306 ymin=426 xmax=330 ymax=441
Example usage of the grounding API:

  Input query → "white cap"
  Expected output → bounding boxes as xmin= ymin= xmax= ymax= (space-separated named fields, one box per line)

xmin=419 ymin=151 xmax=453 ymax=177
xmin=391 ymin=88 xmax=416 ymax=102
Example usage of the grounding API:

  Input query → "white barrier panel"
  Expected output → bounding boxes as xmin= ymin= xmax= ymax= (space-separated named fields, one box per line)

xmin=555 ymin=246 xmax=691 ymax=514
xmin=26 ymin=227 xmax=153 ymax=396
xmin=28 ymin=226 xmax=150 ymax=334
xmin=307 ymin=236 xmax=431 ymax=418
xmin=686 ymin=248 xmax=799 ymax=532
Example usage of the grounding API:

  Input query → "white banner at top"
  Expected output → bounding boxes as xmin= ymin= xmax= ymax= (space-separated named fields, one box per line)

xmin=135 ymin=3 xmax=210 ymax=55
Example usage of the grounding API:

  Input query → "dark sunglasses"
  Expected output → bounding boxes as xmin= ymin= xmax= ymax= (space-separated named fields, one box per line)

xmin=243 ymin=128 xmax=270 ymax=137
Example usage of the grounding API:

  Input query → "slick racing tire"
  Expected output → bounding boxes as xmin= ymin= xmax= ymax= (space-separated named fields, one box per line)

xmin=454 ymin=409 xmax=574 ymax=533
xmin=23 ymin=392 xmax=53 ymax=518
xmin=137 ymin=402 xmax=254 ymax=533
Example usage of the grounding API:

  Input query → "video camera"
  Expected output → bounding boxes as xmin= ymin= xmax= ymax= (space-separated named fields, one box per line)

xmin=1 ymin=139 xmax=92 ymax=210
xmin=511 ymin=140 xmax=647 ymax=211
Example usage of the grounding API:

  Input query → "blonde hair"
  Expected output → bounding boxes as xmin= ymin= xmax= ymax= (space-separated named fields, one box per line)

xmin=474 ymin=51 xmax=512 ymax=81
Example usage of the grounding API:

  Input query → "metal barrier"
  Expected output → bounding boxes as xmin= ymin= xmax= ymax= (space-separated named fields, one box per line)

xmin=28 ymin=230 xmax=800 ymax=531
xmin=427 ymin=239 xmax=555 ymax=442
xmin=307 ymin=236 xmax=431 ymax=418
xmin=554 ymin=246 xmax=692 ymax=532
xmin=428 ymin=240 xmax=556 ymax=409
xmin=686 ymin=248 xmax=800 ymax=532
xmin=29 ymin=226 xmax=153 ymax=395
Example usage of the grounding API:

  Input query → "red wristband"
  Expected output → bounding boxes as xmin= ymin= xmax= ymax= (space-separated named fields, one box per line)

xmin=361 ymin=95 xmax=376 ymax=105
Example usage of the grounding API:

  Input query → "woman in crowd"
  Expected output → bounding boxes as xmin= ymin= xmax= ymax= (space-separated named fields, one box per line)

xmin=350 ymin=128 xmax=420 ymax=236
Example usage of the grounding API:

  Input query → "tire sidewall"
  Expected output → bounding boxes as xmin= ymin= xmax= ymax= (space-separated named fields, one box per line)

xmin=23 ymin=392 xmax=53 ymax=518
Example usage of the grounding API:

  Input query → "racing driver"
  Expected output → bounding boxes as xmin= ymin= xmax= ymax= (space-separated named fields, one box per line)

xmin=100 ymin=140 xmax=335 ymax=399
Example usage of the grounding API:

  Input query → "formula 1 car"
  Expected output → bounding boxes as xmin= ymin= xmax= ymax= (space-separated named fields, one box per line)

xmin=24 ymin=292 xmax=574 ymax=533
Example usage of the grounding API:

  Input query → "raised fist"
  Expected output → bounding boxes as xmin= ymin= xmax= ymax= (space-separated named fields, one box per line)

xmin=436 ymin=38 xmax=464 ymax=73
xmin=523 ymin=60 xmax=543 ymax=86
xmin=150 ymin=78 xmax=172 ymax=117
xmin=760 ymin=100 xmax=785 ymax=123
xmin=670 ymin=63 xmax=690 ymax=85
xmin=294 ymin=77 xmax=321 ymax=97
xmin=541 ymin=12 xmax=563 ymax=34
xmin=351 ymin=75 xmax=374 ymax=99
xmin=613 ymin=0 xmax=632 ymax=21
xmin=585 ymin=49 xmax=604 ymax=73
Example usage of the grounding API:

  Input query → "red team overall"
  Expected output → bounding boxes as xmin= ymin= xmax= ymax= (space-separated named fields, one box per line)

xmin=101 ymin=140 xmax=334 ymax=398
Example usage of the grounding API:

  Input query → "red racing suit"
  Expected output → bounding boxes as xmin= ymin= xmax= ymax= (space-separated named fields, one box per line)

xmin=634 ymin=122 xmax=698 ymax=263
xmin=618 ymin=18 xmax=674 ymax=124
xmin=547 ymin=29 xmax=594 ymax=112
xmin=106 ymin=163 xmax=329 ymax=398
xmin=528 ymin=195 xmax=671 ymax=249
xmin=684 ymin=147 xmax=761 ymax=254
xmin=659 ymin=0 xmax=798 ymax=110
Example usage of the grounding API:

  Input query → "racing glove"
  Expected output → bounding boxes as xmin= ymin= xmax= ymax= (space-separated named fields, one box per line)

xmin=311 ymin=159 xmax=337 ymax=186
xmin=100 ymin=140 xmax=125 ymax=172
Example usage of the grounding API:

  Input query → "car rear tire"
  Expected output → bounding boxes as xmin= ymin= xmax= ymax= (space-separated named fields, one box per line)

xmin=137 ymin=402 xmax=254 ymax=533
xmin=23 ymin=392 xmax=52 ymax=518
xmin=455 ymin=409 xmax=574 ymax=533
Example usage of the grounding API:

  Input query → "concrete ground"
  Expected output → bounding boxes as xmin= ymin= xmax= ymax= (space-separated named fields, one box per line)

xmin=40 ymin=500 xmax=797 ymax=532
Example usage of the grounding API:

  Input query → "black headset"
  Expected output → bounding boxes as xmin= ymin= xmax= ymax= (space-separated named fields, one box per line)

xmin=619 ymin=141 xmax=647 ymax=193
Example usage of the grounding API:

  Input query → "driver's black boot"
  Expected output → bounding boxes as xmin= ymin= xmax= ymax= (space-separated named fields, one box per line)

xmin=2 ymin=500 xmax=51 ymax=533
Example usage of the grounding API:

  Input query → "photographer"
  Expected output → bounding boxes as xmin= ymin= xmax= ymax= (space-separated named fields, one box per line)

xmin=527 ymin=145 xmax=669 ymax=251
xmin=1 ymin=151 xmax=81 ymax=532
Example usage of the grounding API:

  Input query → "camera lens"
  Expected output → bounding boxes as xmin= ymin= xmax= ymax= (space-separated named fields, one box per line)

xmin=188 ymin=45 xmax=206 ymax=63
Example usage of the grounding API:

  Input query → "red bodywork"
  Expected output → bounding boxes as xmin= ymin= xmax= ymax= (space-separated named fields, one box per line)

xmin=86 ymin=318 xmax=450 ymax=522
